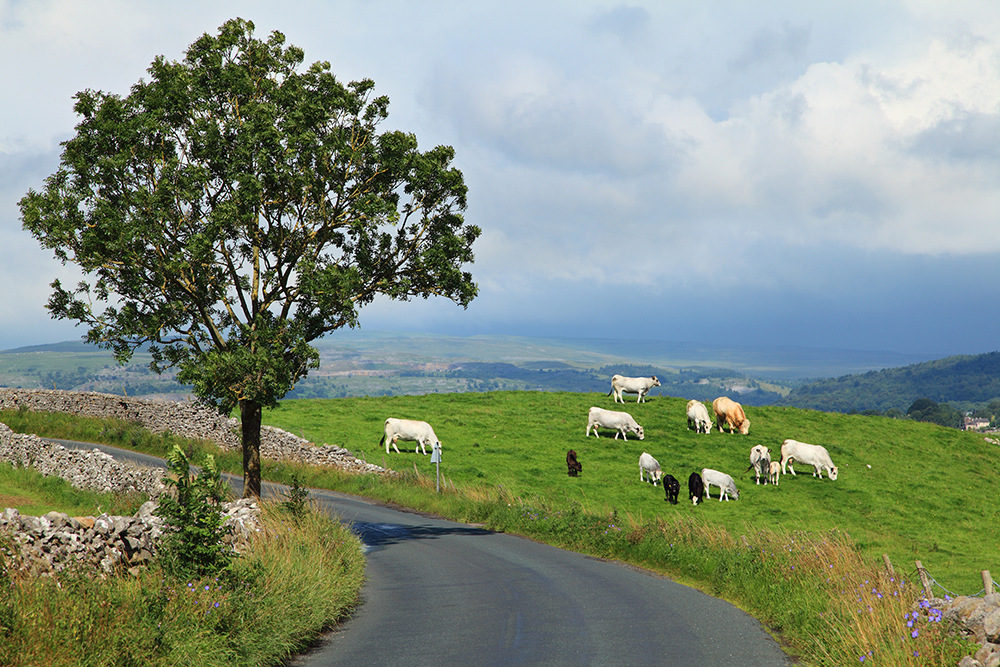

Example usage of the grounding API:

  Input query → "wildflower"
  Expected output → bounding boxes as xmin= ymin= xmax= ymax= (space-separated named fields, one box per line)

xmin=859 ymin=655 xmax=866 ymax=662
xmin=911 ymin=629 xmax=919 ymax=638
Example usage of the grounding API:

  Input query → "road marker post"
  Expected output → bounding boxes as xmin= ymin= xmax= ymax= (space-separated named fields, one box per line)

xmin=431 ymin=443 xmax=442 ymax=493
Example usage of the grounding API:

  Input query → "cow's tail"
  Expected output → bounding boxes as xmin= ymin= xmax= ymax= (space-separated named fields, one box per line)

xmin=606 ymin=388 xmax=613 ymax=397
xmin=379 ymin=434 xmax=386 ymax=447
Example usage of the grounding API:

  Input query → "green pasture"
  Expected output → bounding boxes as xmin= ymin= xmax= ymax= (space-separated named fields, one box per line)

xmin=264 ymin=391 xmax=1000 ymax=594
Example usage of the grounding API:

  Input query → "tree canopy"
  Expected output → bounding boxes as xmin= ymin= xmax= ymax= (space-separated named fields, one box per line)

xmin=19 ymin=18 xmax=480 ymax=496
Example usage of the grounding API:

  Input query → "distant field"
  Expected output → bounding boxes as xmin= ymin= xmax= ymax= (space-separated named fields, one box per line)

xmin=262 ymin=391 xmax=1000 ymax=594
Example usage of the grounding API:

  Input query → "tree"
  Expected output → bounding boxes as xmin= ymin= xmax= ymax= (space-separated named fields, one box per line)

xmin=19 ymin=19 xmax=479 ymax=497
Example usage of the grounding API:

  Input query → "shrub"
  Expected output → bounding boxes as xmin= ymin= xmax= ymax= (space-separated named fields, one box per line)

xmin=155 ymin=445 xmax=233 ymax=577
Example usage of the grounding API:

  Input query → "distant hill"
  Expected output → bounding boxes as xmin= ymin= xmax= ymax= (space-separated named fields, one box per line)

xmin=780 ymin=351 xmax=1000 ymax=413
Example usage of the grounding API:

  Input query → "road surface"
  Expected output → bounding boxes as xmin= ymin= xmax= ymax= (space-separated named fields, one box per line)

xmin=48 ymin=439 xmax=791 ymax=666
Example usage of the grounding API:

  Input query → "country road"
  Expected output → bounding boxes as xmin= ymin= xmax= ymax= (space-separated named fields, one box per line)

xmin=49 ymin=439 xmax=791 ymax=667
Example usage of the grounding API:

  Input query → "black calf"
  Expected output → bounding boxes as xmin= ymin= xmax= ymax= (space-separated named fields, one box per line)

xmin=688 ymin=472 xmax=704 ymax=506
xmin=662 ymin=474 xmax=679 ymax=504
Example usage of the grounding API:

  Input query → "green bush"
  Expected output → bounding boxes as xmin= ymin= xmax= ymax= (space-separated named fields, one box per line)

xmin=155 ymin=445 xmax=233 ymax=578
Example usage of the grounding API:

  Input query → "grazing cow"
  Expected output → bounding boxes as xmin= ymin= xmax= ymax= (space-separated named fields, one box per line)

xmin=566 ymin=449 xmax=583 ymax=477
xmin=688 ymin=472 xmax=704 ymax=506
xmin=639 ymin=452 xmax=663 ymax=486
xmin=379 ymin=418 xmax=440 ymax=455
xmin=686 ymin=400 xmax=712 ymax=434
xmin=608 ymin=375 xmax=661 ymax=404
xmin=768 ymin=460 xmax=781 ymax=485
xmin=712 ymin=396 xmax=751 ymax=434
xmin=663 ymin=474 xmax=680 ymax=504
xmin=780 ymin=439 xmax=839 ymax=480
xmin=747 ymin=444 xmax=772 ymax=485
xmin=701 ymin=468 xmax=740 ymax=502
xmin=586 ymin=406 xmax=644 ymax=441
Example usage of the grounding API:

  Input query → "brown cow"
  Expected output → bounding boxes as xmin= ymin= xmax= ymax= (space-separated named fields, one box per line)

xmin=566 ymin=449 xmax=583 ymax=477
xmin=712 ymin=396 xmax=751 ymax=434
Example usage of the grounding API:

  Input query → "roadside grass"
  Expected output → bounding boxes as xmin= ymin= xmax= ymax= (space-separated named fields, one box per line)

xmin=0 ymin=461 xmax=146 ymax=517
xmin=0 ymin=499 xmax=365 ymax=667
xmin=1 ymin=392 xmax=995 ymax=666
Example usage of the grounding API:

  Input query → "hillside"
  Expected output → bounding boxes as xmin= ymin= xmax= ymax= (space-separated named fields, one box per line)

xmin=781 ymin=351 xmax=1000 ymax=413
xmin=262 ymin=391 xmax=1000 ymax=594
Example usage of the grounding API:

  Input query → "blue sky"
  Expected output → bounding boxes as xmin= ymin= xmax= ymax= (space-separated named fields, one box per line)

xmin=2 ymin=1 xmax=1000 ymax=357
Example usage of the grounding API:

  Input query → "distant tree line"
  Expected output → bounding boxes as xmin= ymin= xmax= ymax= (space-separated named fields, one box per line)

xmin=781 ymin=351 xmax=1000 ymax=417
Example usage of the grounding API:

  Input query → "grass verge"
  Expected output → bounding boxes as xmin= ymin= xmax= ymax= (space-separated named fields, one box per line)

xmin=0 ymin=499 xmax=365 ymax=667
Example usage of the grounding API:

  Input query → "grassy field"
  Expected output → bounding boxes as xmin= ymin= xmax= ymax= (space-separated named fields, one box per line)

xmin=263 ymin=391 xmax=1000 ymax=595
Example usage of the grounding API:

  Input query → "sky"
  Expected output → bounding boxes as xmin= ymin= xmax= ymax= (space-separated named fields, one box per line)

xmin=2 ymin=0 xmax=1000 ymax=358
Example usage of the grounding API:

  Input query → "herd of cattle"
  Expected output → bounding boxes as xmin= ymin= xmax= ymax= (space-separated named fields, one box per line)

xmin=378 ymin=373 xmax=840 ymax=506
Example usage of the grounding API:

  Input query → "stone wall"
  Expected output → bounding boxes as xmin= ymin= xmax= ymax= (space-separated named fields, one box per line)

xmin=932 ymin=593 xmax=1000 ymax=667
xmin=0 ymin=424 xmax=167 ymax=497
xmin=0 ymin=387 xmax=387 ymax=475
xmin=0 ymin=387 xmax=386 ymax=577
xmin=0 ymin=499 xmax=260 ymax=577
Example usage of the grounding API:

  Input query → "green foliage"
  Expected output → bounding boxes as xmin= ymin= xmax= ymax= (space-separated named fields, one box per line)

xmin=155 ymin=445 xmax=233 ymax=577
xmin=280 ymin=472 xmax=310 ymax=523
xmin=784 ymin=351 xmax=1000 ymax=414
xmin=19 ymin=17 xmax=479 ymax=496
xmin=905 ymin=398 xmax=964 ymax=429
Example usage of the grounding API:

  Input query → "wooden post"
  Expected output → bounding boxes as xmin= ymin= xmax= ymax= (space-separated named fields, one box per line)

xmin=983 ymin=570 xmax=994 ymax=596
xmin=413 ymin=462 xmax=419 ymax=477
xmin=882 ymin=554 xmax=895 ymax=576
xmin=915 ymin=561 xmax=933 ymax=598
xmin=741 ymin=535 xmax=749 ymax=548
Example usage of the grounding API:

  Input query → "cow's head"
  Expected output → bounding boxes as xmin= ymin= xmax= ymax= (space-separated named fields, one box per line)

xmin=738 ymin=419 xmax=751 ymax=435
xmin=650 ymin=376 xmax=661 ymax=387
xmin=635 ymin=425 xmax=645 ymax=440
xmin=828 ymin=466 xmax=839 ymax=481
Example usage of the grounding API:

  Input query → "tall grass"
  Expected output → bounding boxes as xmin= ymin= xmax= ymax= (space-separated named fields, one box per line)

xmin=0 ymin=501 xmax=365 ymax=667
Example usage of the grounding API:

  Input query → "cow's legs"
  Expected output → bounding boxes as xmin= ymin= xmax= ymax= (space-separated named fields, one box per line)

xmin=391 ymin=436 xmax=402 ymax=454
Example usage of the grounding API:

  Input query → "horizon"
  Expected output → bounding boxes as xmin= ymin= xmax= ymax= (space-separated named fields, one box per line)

xmin=3 ymin=2 xmax=1000 ymax=356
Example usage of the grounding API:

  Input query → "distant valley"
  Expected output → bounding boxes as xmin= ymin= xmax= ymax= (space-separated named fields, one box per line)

xmin=3 ymin=331 xmax=995 ymax=418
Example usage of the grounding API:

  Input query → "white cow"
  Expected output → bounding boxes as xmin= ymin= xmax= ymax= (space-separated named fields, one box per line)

xmin=686 ymin=400 xmax=712 ymax=434
xmin=768 ymin=460 xmax=781 ymax=485
xmin=609 ymin=375 xmax=661 ymax=404
xmin=780 ymin=439 xmax=839 ymax=480
xmin=639 ymin=452 xmax=663 ymax=486
xmin=701 ymin=468 xmax=740 ymax=502
xmin=586 ymin=407 xmax=644 ymax=441
xmin=748 ymin=445 xmax=772 ymax=485
xmin=380 ymin=418 xmax=440 ymax=455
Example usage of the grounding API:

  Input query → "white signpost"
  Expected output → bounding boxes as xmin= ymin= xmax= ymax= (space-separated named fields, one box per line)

xmin=431 ymin=442 xmax=442 ymax=493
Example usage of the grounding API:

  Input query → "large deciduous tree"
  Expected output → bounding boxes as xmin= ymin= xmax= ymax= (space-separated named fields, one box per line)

xmin=19 ymin=18 xmax=479 ymax=497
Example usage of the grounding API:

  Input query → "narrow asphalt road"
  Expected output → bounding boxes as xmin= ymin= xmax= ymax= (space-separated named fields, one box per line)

xmin=48 ymin=439 xmax=792 ymax=667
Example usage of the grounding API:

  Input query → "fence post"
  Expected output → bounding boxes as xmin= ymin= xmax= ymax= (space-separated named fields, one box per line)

xmin=882 ymin=554 xmax=895 ymax=576
xmin=983 ymin=570 xmax=994 ymax=596
xmin=915 ymin=561 xmax=933 ymax=598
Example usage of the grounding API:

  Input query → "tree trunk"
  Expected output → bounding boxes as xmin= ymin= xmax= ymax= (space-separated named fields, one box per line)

xmin=240 ymin=399 xmax=262 ymax=498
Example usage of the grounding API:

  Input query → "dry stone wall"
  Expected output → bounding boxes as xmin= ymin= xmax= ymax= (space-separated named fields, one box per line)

xmin=0 ymin=387 xmax=387 ymax=475
xmin=0 ymin=387 xmax=386 ymax=577
xmin=0 ymin=499 xmax=261 ymax=577
xmin=0 ymin=424 xmax=167 ymax=497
